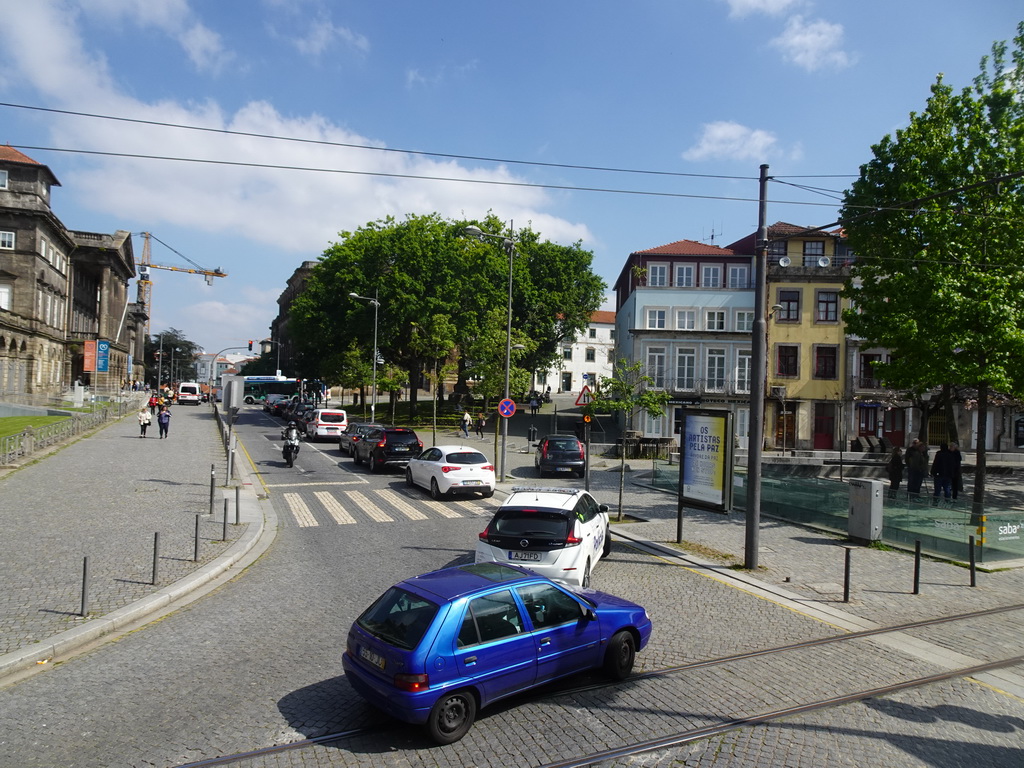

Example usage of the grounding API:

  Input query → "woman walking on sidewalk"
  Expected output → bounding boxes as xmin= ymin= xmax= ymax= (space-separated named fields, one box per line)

xmin=138 ymin=407 xmax=152 ymax=438
xmin=157 ymin=406 xmax=171 ymax=439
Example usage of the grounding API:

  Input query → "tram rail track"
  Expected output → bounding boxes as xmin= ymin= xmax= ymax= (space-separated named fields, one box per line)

xmin=173 ymin=602 xmax=1024 ymax=767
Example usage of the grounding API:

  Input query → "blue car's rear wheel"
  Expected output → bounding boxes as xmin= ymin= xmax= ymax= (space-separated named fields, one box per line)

xmin=426 ymin=689 xmax=476 ymax=744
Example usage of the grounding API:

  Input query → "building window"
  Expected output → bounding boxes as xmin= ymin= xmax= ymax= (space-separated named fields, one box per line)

xmin=676 ymin=310 xmax=696 ymax=330
xmin=705 ymin=310 xmax=726 ymax=331
xmin=728 ymin=265 xmax=749 ymax=289
xmin=588 ymin=328 xmax=597 ymax=339
xmin=777 ymin=289 xmax=800 ymax=322
xmin=0 ymin=170 xmax=7 ymax=189
xmin=585 ymin=348 xmax=596 ymax=363
xmin=676 ymin=348 xmax=695 ymax=390
xmin=768 ymin=240 xmax=787 ymax=257
xmin=0 ymin=282 xmax=11 ymax=310
xmin=802 ymin=240 xmax=825 ymax=266
xmin=814 ymin=346 xmax=838 ymax=379
xmin=0 ymin=231 xmax=14 ymax=250
xmin=776 ymin=344 xmax=799 ymax=377
xmin=706 ymin=348 xmax=726 ymax=391
xmin=648 ymin=264 xmax=667 ymax=287
xmin=647 ymin=309 xmax=666 ymax=329
xmin=816 ymin=290 xmax=839 ymax=322
xmin=736 ymin=351 xmax=751 ymax=393
xmin=860 ymin=354 xmax=883 ymax=387
xmin=701 ymin=265 xmax=721 ymax=288
xmin=735 ymin=311 xmax=754 ymax=332
xmin=563 ymin=347 xmax=573 ymax=361
xmin=675 ymin=264 xmax=694 ymax=287
xmin=647 ymin=347 xmax=666 ymax=388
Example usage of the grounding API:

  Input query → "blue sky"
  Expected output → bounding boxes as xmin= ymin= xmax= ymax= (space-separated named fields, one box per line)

xmin=1 ymin=0 xmax=1020 ymax=356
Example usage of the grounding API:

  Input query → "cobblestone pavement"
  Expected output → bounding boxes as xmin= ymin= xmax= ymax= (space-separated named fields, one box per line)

xmin=0 ymin=401 xmax=246 ymax=667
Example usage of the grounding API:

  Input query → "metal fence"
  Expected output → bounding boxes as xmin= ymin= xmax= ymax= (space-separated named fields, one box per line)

xmin=0 ymin=397 xmax=143 ymax=466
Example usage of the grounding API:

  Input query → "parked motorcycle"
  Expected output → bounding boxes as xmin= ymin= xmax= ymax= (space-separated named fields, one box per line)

xmin=282 ymin=421 xmax=302 ymax=467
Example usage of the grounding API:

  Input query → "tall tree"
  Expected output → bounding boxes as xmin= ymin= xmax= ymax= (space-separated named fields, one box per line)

xmin=145 ymin=328 xmax=200 ymax=386
xmin=840 ymin=23 xmax=1024 ymax=516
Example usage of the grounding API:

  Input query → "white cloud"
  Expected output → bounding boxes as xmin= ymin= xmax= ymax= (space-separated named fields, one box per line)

xmin=292 ymin=18 xmax=370 ymax=58
xmin=85 ymin=0 xmax=233 ymax=73
xmin=770 ymin=15 xmax=854 ymax=72
xmin=721 ymin=0 xmax=803 ymax=18
xmin=682 ymin=121 xmax=779 ymax=162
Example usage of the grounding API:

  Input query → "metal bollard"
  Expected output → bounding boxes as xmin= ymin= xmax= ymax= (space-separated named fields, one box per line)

xmin=80 ymin=556 xmax=90 ymax=617
xmin=842 ymin=545 xmax=855 ymax=603
xmin=913 ymin=540 xmax=921 ymax=595
xmin=969 ymin=535 xmax=977 ymax=587
xmin=223 ymin=498 xmax=229 ymax=541
xmin=235 ymin=485 xmax=241 ymax=525
xmin=194 ymin=514 xmax=201 ymax=562
xmin=152 ymin=532 xmax=161 ymax=585
xmin=209 ymin=464 xmax=216 ymax=516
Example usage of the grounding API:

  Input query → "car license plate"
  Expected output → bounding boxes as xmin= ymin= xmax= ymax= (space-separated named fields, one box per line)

xmin=394 ymin=446 xmax=409 ymax=452
xmin=326 ymin=427 xmax=339 ymax=433
xmin=463 ymin=480 xmax=481 ymax=486
xmin=509 ymin=551 xmax=542 ymax=561
xmin=359 ymin=646 xmax=386 ymax=670
xmin=555 ymin=467 xmax=572 ymax=472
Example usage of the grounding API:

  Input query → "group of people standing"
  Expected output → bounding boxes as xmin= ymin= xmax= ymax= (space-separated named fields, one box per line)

xmin=886 ymin=439 xmax=963 ymax=502
xmin=139 ymin=392 xmax=173 ymax=439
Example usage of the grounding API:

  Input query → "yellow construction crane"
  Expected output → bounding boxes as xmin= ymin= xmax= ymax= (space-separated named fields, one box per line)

xmin=136 ymin=232 xmax=228 ymax=336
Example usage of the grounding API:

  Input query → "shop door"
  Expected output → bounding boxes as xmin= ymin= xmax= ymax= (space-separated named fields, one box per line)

xmin=812 ymin=403 xmax=835 ymax=450
xmin=882 ymin=408 xmax=905 ymax=448
xmin=774 ymin=404 xmax=795 ymax=451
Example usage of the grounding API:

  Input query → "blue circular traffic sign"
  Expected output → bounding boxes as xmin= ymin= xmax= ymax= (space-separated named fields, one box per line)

xmin=498 ymin=399 xmax=516 ymax=418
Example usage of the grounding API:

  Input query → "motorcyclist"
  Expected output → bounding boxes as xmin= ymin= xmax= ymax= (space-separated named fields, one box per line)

xmin=282 ymin=420 xmax=301 ymax=466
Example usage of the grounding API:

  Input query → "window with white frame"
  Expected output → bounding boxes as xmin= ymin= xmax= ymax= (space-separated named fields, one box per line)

xmin=646 ymin=411 xmax=663 ymax=436
xmin=816 ymin=290 xmax=839 ymax=322
xmin=802 ymin=240 xmax=825 ymax=266
xmin=647 ymin=347 xmax=666 ymax=388
xmin=676 ymin=309 xmax=696 ymax=330
xmin=676 ymin=348 xmax=695 ymax=390
xmin=0 ymin=282 xmax=11 ymax=310
xmin=647 ymin=309 xmax=666 ymax=329
xmin=736 ymin=310 xmax=754 ymax=332
xmin=0 ymin=231 xmax=14 ymax=249
xmin=706 ymin=348 xmax=726 ymax=391
xmin=675 ymin=264 xmax=694 ymax=287
xmin=736 ymin=350 xmax=751 ymax=393
xmin=705 ymin=310 xmax=726 ymax=331
xmin=701 ymin=265 xmax=721 ymax=288
xmin=648 ymin=264 xmax=668 ymax=287
xmin=0 ymin=170 xmax=7 ymax=189
xmin=728 ymin=265 xmax=749 ymax=289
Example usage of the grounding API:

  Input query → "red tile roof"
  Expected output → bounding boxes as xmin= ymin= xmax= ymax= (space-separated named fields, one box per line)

xmin=632 ymin=239 xmax=736 ymax=257
xmin=0 ymin=146 xmax=42 ymax=165
xmin=590 ymin=310 xmax=615 ymax=324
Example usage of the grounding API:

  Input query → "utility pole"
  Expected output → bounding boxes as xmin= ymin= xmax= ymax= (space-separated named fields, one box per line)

xmin=745 ymin=164 xmax=770 ymax=570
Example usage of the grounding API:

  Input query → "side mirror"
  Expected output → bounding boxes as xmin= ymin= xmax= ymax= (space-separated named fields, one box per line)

xmin=583 ymin=608 xmax=597 ymax=622
xmin=598 ymin=504 xmax=609 ymax=513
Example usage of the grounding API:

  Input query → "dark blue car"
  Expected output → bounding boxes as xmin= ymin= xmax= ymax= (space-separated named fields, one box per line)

xmin=343 ymin=562 xmax=652 ymax=744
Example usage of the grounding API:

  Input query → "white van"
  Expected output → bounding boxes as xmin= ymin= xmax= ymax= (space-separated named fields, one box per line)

xmin=178 ymin=382 xmax=202 ymax=405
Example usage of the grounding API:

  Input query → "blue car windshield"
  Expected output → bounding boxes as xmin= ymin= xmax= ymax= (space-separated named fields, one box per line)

xmin=358 ymin=587 xmax=439 ymax=651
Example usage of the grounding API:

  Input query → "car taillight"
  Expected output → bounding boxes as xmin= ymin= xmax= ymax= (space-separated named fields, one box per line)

xmin=541 ymin=442 xmax=549 ymax=459
xmin=417 ymin=440 xmax=423 ymax=449
xmin=376 ymin=439 xmax=387 ymax=448
xmin=441 ymin=465 xmax=455 ymax=473
xmin=478 ymin=527 xmax=491 ymax=541
xmin=482 ymin=465 xmax=494 ymax=472
xmin=578 ymin=442 xmax=585 ymax=460
xmin=565 ymin=523 xmax=582 ymax=546
xmin=394 ymin=673 xmax=429 ymax=692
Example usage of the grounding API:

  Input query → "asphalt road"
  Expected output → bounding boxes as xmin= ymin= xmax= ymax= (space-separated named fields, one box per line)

xmin=0 ymin=405 xmax=1021 ymax=767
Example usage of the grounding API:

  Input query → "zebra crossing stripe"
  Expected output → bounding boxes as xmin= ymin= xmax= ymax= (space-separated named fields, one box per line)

xmin=420 ymin=498 xmax=464 ymax=518
xmin=348 ymin=491 xmax=394 ymax=522
xmin=377 ymin=490 xmax=428 ymax=520
xmin=315 ymin=491 xmax=356 ymax=524
xmin=284 ymin=493 xmax=319 ymax=527
xmin=453 ymin=500 xmax=492 ymax=515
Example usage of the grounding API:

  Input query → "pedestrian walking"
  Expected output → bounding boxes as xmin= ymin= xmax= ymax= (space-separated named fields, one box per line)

xmin=157 ymin=406 xmax=171 ymax=439
xmin=950 ymin=441 xmax=964 ymax=500
xmin=906 ymin=439 xmax=928 ymax=498
xmin=885 ymin=446 xmax=904 ymax=499
xmin=529 ymin=395 xmax=540 ymax=416
xmin=137 ymin=407 xmax=152 ymax=438
xmin=148 ymin=392 xmax=159 ymax=414
xmin=931 ymin=441 xmax=955 ymax=502
xmin=475 ymin=412 xmax=486 ymax=439
xmin=460 ymin=410 xmax=472 ymax=438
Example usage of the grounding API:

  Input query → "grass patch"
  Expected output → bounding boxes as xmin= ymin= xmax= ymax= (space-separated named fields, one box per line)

xmin=867 ymin=540 xmax=894 ymax=551
xmin=0 ymin=415 xmax=72 ymax=440
xmin=664 ymin=539 xmax=740 ymax=564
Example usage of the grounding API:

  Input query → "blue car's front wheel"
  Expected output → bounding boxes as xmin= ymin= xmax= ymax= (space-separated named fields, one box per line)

xmin=603 ymin=630 xmax=636 ymax=681
xmin=427 ymin=689 xmax=477 ymax=745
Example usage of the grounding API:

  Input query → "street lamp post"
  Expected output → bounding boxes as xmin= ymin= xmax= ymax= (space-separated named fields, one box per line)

xmin=349 ymin=290 xmax=380 ymax=422
xmin=461 ymin=224 xmax=517 ymax=482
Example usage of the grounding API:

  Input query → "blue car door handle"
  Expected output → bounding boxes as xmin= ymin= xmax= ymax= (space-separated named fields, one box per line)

xmin=539 ymin=637 xmax=551 ymax=646
xmin=465 ymin=656 xmax=477 ymax=664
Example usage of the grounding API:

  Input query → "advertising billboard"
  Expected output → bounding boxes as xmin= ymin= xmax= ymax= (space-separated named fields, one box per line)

xmin=678 ymin=408 xmax=734 ymax=513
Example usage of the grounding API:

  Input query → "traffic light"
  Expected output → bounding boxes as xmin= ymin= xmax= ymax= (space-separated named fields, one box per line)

xmin=248 ymin=340 xmax=253 ymax=351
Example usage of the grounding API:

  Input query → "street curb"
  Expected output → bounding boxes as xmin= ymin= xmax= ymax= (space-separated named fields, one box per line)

xmin=0 ymin=428 xmax=271 ymax=684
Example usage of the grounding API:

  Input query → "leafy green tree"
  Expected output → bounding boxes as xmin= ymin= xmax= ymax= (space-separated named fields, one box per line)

xmin=144 ymin=328 xmax=200 ymax=386
xmin=592 ymin=360 xmax=672 ymax=520
xmin=840 ymin=23 xmax=1024 ymax=515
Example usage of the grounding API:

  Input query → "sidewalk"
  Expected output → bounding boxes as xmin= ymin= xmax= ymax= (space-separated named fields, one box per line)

xmin=0 ymin=403 xmax=269 ymax=683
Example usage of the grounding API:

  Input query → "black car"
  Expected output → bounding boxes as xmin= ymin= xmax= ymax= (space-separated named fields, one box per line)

xmin=354 ymin=427 xmax=423 ymax=472
xmin=535 ymin=433 xmax=587 ymax=478
xmin=338 ymin=422 xmax=387 ymax=457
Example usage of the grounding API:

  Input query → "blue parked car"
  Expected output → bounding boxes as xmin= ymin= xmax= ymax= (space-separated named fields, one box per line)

xmin=342 ymin=562 xmax=652 ymax=744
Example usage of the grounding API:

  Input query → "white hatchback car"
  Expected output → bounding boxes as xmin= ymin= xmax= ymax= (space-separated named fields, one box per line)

xmin=475 ymin=487 xmax=611 ymax=588
xmin=303 ymin=408 xmax=348 ymax=441
xmin=405 ymin=445 xmax=496 ymax=499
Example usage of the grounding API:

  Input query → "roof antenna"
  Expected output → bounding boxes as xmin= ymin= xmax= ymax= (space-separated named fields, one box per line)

xmin=702 ymin=224 xmax=720 ymax=244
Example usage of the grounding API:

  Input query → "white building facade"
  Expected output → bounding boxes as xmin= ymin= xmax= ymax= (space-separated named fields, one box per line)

xmin=535 ymin=310 xmax=616 ymax=396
